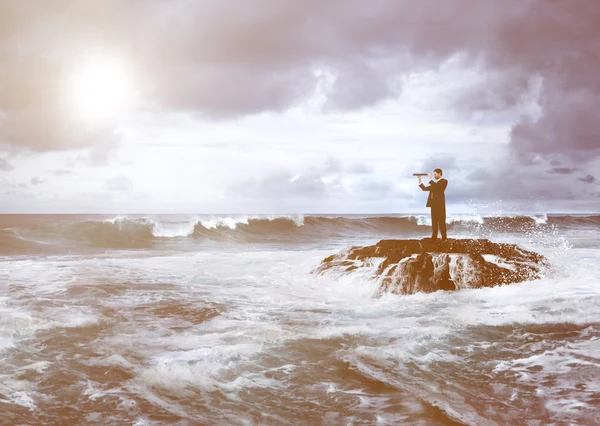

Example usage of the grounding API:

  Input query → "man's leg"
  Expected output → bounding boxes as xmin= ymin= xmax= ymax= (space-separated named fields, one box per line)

xmin=440 ymin=206 xmax=447 ymax=240
xmin=431 ymin=207 xmax=439 ymax=239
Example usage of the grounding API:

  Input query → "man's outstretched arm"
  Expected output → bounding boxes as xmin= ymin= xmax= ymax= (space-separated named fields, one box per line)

xmin=418 ymin=176 xmax=431 ymax=191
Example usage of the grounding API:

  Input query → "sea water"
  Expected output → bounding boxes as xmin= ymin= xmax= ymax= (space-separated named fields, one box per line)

xmin=0 ymin=213 xmax=598 ymax=425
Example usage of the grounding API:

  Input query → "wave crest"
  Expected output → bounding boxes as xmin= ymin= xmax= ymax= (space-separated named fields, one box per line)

xmin=0 ymin=214 xmax=598 ymax=251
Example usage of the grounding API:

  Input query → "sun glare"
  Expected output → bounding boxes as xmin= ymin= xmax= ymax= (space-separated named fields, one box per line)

xmin=69 ymin=55 xmax=136 ymax=122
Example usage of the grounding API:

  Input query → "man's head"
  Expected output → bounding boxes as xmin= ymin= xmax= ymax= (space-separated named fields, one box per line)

xmin=433 ymin=168 xmax=443 ymax=180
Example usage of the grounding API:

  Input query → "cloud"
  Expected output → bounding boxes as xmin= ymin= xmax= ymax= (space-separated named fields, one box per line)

xmin=578 ymin=175 xmax=596 ymax=184
xmin=132 ymin=0 xmax=600 ymax=166
xmin=353 ymin=178 xmax=410 ymax=201
xmin=1 ymin=0 xmax=599 ymax=213
xmin=229 ymin=156 xmax=349 ymax=200
xmin=229 ymin=155 xmax=408 ymax=203
xmin=0 ymin=0 xmax=597 ymax=165
xmin=348 ymin=162 xmax=373 ymax=174
xmin=324 ymin=156 xmax=342 ymax=173
xmin=324 ymin=157 xmax=377 ymax=175
xmin=549 ymin=167 xmax=577 ymax=175
xmin=399 ymin=149 xmax=600 ymax=208
xmin=448 ymin=155 xmax=598 ymax=205
xmin=104 ymin=176 xmax=133 ymax=192
xmin=452 ymin=67 xmax=535 ymax=114
xmin=3 ymin=179 xmax=28 ymax=189
xmin=4 ymin=190 xmax=34 ymax=199
xmin=466 ymin=168 xmax=487 ymax=181
xmin=30 ymin=177 xmax=45 ymax=185
xmin=421 ymin=155 xmax=459 ymax=175
xmin=230 ymin=169 xmax=342 ymax=199
xmin=85 ymin=144 xmax=119 ymax=167
xmin=50 ymin=169 xmax=74 ymax=176
xmin=0 ymin=156 xmax=13 ymax=171
xmin=70 ymin=143 xmax=119 ymax=167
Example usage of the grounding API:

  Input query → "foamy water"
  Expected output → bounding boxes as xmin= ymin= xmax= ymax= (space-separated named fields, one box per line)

xmin=0 ymin=214 xmax=599 ymax=425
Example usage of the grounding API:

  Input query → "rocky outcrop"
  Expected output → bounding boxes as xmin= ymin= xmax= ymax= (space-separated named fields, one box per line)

xmin=313 ymin=238 xmax=547 ymax=296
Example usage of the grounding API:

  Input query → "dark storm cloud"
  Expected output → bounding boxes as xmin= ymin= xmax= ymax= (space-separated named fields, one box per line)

xmin=453 ymin=67 xmax=533 ymax=113
xmin=549 ymin=167 xmax=577 ymax=175
xmin=404 ymin=152 xmax=600 ymax=206
xmin=445 ymin=155 xmax=600 ymax=206
xmin=578 ymin=175 xmax=596 ymax=184
xmin=134 ymin=0 xmax=600 ymax=167
xmin=1 ymin=0 xmax=600 ymax=186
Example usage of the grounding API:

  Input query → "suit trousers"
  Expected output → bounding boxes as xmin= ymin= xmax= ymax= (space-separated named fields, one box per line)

xmin=430 ymin=205 xmax=447 ymax=239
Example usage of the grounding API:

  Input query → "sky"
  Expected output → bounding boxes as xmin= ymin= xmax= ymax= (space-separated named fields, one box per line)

xmin=1 ymin=0 xmax=599 ymax=214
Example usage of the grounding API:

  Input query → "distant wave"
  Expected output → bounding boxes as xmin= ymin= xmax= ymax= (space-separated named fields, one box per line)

xmin=0 ymin=214 xmax=598 ymax=251
xmin=63 ymin=217 xmax=157 ymax=248
xmin=547 ymin=215 xmax=600 ymax=228
xmin=0 ymin=228 xmax=50 ymax=254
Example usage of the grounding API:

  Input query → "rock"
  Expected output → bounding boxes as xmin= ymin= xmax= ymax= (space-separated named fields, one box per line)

xmin=313 ymin=238 xmax=547 ymax=295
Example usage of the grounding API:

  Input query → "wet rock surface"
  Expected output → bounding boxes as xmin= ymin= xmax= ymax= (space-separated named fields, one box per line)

xmin=314 ymin=238 xmax=548 ymax=295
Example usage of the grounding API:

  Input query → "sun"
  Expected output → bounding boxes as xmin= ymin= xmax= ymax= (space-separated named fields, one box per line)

xmin=69 ymin=55 xmax=137 ymax=122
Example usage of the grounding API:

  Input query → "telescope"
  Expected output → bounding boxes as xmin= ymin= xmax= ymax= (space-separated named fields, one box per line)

xmin=412 ymin=173 xmax=429 ymax=177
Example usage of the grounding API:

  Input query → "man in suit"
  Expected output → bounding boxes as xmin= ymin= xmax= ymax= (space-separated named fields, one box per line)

xmin=418 ymin=168 xmax=448 ymax=241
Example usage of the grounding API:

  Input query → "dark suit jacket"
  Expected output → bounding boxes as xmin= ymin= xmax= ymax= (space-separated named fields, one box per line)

xmin=419 ymin=178 xmax=448 ymax=209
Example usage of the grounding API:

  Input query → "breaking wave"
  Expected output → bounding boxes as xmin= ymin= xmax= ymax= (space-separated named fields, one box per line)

xmin=0 ymin=214 xmax=598 ymax=251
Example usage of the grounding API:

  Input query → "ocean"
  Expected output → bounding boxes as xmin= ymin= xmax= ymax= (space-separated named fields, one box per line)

xmin=0 ymin=213 xmax=598 ymax=425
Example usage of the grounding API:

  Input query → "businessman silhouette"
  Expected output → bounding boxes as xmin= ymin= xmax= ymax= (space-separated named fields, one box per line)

xmin=418 ymin=168 xmax=448 ymax=241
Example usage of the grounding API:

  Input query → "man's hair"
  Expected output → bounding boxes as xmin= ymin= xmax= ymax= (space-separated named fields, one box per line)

xmin=434 ymin=168 xmax=443 ymax=175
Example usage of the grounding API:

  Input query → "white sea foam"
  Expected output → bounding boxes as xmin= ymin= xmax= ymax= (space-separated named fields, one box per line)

xmin=0 ymin=226 xmax=598 ymax=423
xmin=481 ymin=254 xmax=517 ymax=270
xmin=0 ymin=304 xmax=38 ymax=353
xmin=97 ymin=213 xmax=307 ymax=237
xmin=8 ymin=391 xmax=37 ymax=410
xmin=151 ymin=219 xmax=198 ymax=237
xmin=198 ymin=213 xmax=305 ymax=230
